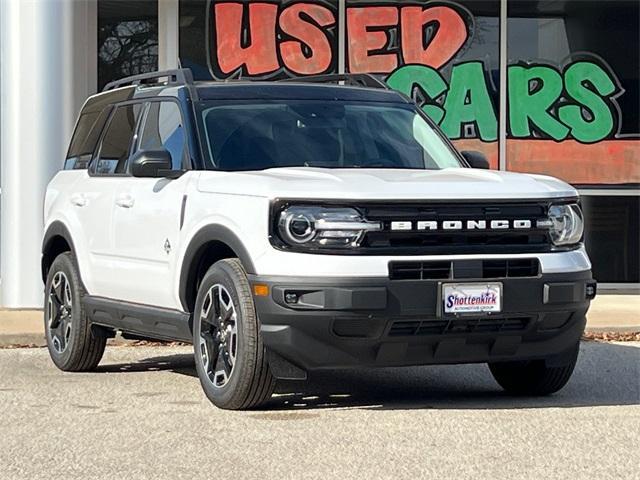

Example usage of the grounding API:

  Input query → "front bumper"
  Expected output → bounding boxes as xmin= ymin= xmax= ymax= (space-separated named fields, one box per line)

xmin=250 ymin=270 xmax=595 ymax=376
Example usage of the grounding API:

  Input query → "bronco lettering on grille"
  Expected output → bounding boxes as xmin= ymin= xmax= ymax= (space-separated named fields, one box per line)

xmin=390 ymin=219 xmax=533 ymax=231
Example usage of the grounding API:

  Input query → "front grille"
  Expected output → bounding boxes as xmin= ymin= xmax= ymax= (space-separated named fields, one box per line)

xmin=482 ymin=259 xmax=540 ymax=278
xmin=359 ymin=201 xmax=554 ymax=255
xmin=389 ymin=260 xmax=452 ymax=280
xmin=388 ymin=317 xmax=532 ymax=336
xmin=389 ymin=258 xmax=540 ymax=280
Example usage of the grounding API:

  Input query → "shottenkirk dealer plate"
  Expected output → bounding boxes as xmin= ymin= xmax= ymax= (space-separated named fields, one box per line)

xmin=442 ymin=282 xmax=502 ymax=314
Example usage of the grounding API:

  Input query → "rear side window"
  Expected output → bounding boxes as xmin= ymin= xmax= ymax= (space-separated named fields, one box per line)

xmin=138 ymin=101 xmax=187 ymax=170
xmin=94 ymin=104 xmax=142 ymax=175
xmin=65 ymin=108 xmax=111 ymax=170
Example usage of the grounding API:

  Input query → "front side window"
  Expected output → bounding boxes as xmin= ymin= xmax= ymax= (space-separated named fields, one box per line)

xmin=138 ymin=101 xmax=187 ymax=170
xmin=198 ymin=101 xmax=463 ymax=171
xmin=94 ymin=104 xmax=142 ymax=175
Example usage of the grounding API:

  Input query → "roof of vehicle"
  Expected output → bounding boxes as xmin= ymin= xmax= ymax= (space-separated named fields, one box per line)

xmin=193 ymin=81 xmax=408 ymax=103
xmin=86 ymin=69 xmax=409 ymax=111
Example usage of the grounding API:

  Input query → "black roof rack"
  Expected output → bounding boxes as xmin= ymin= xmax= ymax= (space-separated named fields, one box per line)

xmin=277 ymin=73 xmax=389 ymax=90
xmin=102 ymin=68 xmax=194 ymax=92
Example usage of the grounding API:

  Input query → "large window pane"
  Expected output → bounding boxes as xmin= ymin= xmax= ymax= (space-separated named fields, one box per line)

xmin=98 ymin=0 xmax=159 ymax=90
xmin=582 ymin=195 xmax=640 ymax=283
xmin=506 ymin=0 xmax=640 ymax=186
xmin=179 ymin=0 xmax=339 ymax=80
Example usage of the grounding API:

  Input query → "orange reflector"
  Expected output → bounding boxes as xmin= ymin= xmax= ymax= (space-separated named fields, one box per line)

xmin=253 ymin=284 xmax=269 ymax=297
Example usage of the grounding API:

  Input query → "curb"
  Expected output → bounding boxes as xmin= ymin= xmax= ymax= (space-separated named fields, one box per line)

xmin=584 ymin=326 xmax=640 ymax=334
xmin=0 ymin=334 xmax=46 ymax=348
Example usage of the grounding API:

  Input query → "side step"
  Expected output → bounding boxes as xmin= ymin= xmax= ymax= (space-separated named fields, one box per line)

xmin=83 ymin=295 xmax=192 ymax=343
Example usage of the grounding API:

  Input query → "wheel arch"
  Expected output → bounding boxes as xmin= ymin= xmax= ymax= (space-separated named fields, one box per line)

xmin=179 ymin=224 xmax=256 ymax=313
xmin=41 ymin=221 xmax=79 ymax=284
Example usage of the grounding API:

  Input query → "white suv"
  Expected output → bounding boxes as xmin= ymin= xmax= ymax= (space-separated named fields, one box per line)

xmin=42 ymin=70 xmax=596 ymax=409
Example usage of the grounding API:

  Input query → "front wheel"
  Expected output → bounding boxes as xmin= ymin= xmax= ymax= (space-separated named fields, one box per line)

xmin=193 ymin=258 xmax=275 ymax=410
xmin=488 ymin=343 xmax=580 ymax=396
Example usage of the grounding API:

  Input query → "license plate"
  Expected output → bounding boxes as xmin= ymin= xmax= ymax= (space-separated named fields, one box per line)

xmin=442 ymin=283 xmax=502 ymax=314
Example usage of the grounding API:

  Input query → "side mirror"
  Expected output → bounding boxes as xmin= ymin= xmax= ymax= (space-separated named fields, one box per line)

xmin=130 ymin=150 xmax=173 ymax=178
xmin=461 ymin=151 xmax=490 ymax=169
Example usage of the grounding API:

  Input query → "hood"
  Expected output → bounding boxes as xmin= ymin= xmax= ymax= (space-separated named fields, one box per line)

xmin=197 ymin=167 xmax=577 ymax=200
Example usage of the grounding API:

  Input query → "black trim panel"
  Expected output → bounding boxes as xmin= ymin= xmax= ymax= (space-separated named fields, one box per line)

xmin=178 ymin=224 xmax=255 ymax=312
xmin=41 ymin=221 xmax=81 ymax=285
xmin=180 ymin=194 xmax=188 ymax=229
xmin=83 ymin=296 xmax=192 ymax=343
xmin=250 ymin=270 xmax=593 ymax=371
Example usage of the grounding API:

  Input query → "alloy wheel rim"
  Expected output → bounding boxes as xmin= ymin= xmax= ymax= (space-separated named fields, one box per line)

xmin=198 ymin=284 xmax=238 ymax=388
xmin=47 ymin=271 xmax=73 ymax=354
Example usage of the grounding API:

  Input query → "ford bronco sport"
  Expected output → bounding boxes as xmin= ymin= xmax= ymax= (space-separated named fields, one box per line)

xmin=42 ymin=69 xmax=596 ymax=409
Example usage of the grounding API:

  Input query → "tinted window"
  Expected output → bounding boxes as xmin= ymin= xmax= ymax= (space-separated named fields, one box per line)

xmin=98 ymin=0 xmax=158 ymax=90
xmin=508 ymin=0 xmax=638 ymax=137
xmin=200 ymin=101 xmax=462 ymax=171
xmin=583 ymin=195 xmax=639 ymax=283
xmin=65 ymin=108 xmax=112 ymax=170
xmin=94 ymin=104 xmax=142 ymax=175
xmin=506 ymin=0 xmax=639 ymax=185
xmin=138 ymin=102 xmax=187 ymax=170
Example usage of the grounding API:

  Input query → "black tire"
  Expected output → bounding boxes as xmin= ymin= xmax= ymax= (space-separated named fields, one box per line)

xmin=44 ymin=252 xmax=106 ymax=371
xmin=488 ymin=343 xmax=579 ymax=396
xmin=193 ymin=258 xmax=275 ymax=410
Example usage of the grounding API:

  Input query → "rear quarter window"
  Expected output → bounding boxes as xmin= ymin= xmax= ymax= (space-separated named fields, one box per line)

xmin=65 ymin=107 xmax=111 ymax=170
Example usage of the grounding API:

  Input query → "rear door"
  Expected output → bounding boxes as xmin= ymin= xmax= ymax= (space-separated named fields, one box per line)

xmin=71 ymin=103 xmax=143 ymax=296
xmin=110 ymin=100 xmax=191 ymax=309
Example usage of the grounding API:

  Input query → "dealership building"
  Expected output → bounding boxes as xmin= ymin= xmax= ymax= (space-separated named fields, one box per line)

xmin=0 ymin=0 xmax=638 ymax=308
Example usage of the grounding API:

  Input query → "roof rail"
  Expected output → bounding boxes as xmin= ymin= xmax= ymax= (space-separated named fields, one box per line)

xmin=278 ymin=73 xmax=389 ymax=90
xmin=102 ymin=68 xmax=194 ymax=92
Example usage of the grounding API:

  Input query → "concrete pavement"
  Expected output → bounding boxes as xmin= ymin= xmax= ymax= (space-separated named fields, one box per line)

xmin=1 ymin=342 xmax=638 ymax=479
xmin=0 ymin=310 xmax=47 ymax=346
xmin=1 ymin=294 xmax=637 ymax=346
xmin=583 ymin=294 xmax=640 ymax=332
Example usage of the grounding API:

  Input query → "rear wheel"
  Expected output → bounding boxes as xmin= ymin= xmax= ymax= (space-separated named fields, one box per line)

xmin=488 ymin=343 xmax=579 ymax=396
xmin=44 ymin=252 xmax=106 ymax=371
xmin=193 ymin=258 xmax=275 ymax=410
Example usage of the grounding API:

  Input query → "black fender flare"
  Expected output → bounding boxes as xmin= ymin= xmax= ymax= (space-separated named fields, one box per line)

xmin=179 ymin=224 xmax=256 ymax=312
xmin=41 ymin=221 xmax=81 ymax=284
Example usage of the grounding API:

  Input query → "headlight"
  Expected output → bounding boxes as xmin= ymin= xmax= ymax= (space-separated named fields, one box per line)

xmin=276 ymin=205 xmax=382 ymax=249
xmin=542 ymin=203 xmax=584 ymax=246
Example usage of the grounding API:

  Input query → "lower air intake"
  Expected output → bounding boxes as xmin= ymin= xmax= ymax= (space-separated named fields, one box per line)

xmin=388 ymin=317 xmax=532 ymax=336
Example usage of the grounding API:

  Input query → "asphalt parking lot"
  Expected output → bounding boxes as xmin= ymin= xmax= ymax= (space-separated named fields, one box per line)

xmin=1 ymin=341 xmax=638 ymax=480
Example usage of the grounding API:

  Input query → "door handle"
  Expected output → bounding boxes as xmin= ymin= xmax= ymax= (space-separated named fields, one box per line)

xmin=70 ymin=193 xmax=87 ymax=207
xmin=115 ymin=194 xmax=135 ymax=208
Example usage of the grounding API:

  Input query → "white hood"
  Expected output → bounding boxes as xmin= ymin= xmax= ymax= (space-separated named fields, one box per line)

xmin=197 ymin=167 xmax=577 ymax=200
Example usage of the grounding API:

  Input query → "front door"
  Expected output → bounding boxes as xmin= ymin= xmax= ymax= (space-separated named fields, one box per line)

xmin=110 ymin=100 xmax=191 ymax=309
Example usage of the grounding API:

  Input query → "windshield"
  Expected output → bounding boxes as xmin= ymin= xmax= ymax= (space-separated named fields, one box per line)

xmin=198 ymin=100 xmax=463 ymax=171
